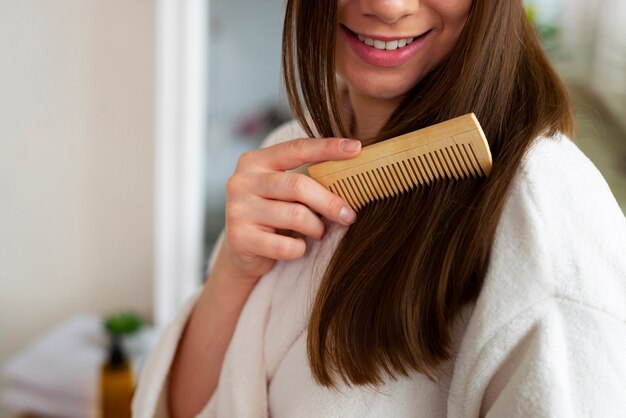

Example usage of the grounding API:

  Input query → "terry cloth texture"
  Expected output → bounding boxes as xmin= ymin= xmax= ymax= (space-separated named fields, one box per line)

xmin=133 ymin=120 xmax=626 ymax=418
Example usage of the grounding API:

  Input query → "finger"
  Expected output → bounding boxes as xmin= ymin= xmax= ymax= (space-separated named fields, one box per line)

xmin=255 ymin=172 xmax=357 ymax=226
xmin=242 ymin=229 xmax=307 ymax=261
xmin=245 ymin=137 xmax=361 ymax=171
xmin=250 ymin=199 xmax=325 ymax=240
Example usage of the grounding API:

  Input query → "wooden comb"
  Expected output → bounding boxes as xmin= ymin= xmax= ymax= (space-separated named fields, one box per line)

xmin=307 ymin=113 xmax=492 ymax=211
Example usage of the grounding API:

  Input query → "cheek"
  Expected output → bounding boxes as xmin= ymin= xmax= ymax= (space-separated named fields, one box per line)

xmin=424 ymin=1 xmax=473 ymax=62
xmin=434 ymin=0 xmax=473 ymax=34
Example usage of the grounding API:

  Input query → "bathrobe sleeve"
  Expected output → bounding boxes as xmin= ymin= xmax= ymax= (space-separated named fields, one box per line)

xmin=132 ymin=121 xmax=304 ymax=418
xmin=474 ymin=137 xmax=626 ymax=417
xmin=132 ymin=232 xmax=224 ymax=418
xmin=446 ymin=135 xmax=626 ymax=418
xmin=479 ymin=298 xmax=626 ymax=418
xmin=132 ymin=289 xmax=206 ymax=418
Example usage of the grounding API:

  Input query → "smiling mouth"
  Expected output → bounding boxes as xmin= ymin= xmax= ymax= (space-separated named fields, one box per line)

xmin=342 ymin=25 xmax=432 ymax=51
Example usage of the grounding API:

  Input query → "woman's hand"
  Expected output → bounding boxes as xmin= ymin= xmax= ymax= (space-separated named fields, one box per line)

xmin=168 ymin=137 xmax=360 ymax=418
xmin=219 ymin=137 xmax=362 ymax=284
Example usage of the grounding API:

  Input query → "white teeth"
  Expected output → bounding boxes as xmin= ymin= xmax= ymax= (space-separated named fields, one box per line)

xmin=356 ymin=34 xmax=416 ymax=50
xmin=385 ymin=40 xmax=398 ymax=50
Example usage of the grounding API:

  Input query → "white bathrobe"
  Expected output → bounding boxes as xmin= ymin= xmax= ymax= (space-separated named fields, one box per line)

xmin=133 ymin=121 xmax=626 ymax=418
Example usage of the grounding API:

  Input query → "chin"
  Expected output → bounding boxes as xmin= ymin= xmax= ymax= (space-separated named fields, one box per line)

xmin=343 ymin=70 xmax=422 ymax=101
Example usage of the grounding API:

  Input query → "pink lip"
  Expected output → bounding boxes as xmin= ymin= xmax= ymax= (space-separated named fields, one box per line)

xmin=340 ymin=25 xmax=431 ymax=68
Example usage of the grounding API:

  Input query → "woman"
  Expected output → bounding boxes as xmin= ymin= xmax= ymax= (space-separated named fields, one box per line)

xmin=134 ymin=0 xmax=626 ymax=417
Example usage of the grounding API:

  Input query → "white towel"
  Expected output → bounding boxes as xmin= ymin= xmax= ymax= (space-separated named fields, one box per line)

xmin=1 ymin=314 xmax=106 ymax=418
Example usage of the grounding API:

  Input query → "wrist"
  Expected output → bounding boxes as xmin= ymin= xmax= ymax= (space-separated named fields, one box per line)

xmin=210 ymin=241 xmax=263 ymax=286
xmin=207 ymin=262 xmax=258 ymax=295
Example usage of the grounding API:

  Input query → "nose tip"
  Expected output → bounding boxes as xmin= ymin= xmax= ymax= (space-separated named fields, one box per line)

xmin=362 ymin=0 xmax=419 ymax=25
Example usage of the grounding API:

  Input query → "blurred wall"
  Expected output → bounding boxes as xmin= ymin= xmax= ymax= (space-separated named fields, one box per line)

xmin=0 ymin=0 xmax=155 ymax=404
xmin=556 ymin=0 xmax=626 ymax=129
xmin=204 ymin=0 xmax=286 ymax=263
xmin=589 ymin=0 xmax=626 ymax=128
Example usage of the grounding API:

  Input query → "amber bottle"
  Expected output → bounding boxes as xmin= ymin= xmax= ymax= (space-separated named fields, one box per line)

xmin=100 ymin=338 xmax=133 ymax=418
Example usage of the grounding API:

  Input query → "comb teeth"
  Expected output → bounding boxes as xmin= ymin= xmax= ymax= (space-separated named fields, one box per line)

xmin=308 ymin=114 xmax=492 ymax=211
xmin=326 ymin=143 xmax=484 ymax=209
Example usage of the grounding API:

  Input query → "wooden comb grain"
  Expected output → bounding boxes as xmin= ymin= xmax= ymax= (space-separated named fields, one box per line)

xmin=308 ymin=113 xmax=493 ymax=211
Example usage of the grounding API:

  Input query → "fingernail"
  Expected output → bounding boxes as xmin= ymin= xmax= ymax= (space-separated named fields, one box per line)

xmin=339 ymin=206 xmax=357 ymax=224
xmin=340 ymin=139 xmax=361 ymax=153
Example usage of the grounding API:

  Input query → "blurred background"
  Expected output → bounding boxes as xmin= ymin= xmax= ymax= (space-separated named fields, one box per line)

xmin=0 ymin=0 xmax=624 ymax=417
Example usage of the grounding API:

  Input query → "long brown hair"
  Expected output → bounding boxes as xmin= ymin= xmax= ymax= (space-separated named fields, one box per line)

xmin=282 ymin=0 xmax=573 ymax=387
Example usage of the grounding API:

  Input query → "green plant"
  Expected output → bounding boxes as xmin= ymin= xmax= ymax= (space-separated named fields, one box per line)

xmin=104 ymin=312 xmax=143 ymax=336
